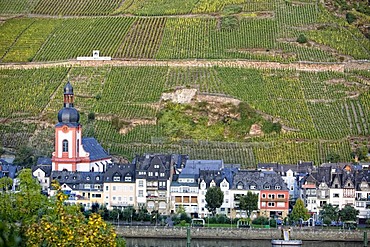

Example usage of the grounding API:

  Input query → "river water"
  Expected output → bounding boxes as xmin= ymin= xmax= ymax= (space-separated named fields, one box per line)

xmin=126 ymin=238 xmax=363 ymax=247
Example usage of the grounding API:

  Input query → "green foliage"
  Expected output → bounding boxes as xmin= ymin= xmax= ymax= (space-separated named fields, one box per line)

xmin=222 ymin=5 xmax=242 ymax=15
xmin=326 ymin=152 xmax=341 ymax=163
xmin=290 ymin=198 xmax=309 ymax=222
xmin=351 ymin=146 xmax=369 ymax=161
xmin=0 ymin=221 xmax=22 ymax=247
xmin=26 ymin=181 xmax=120 ymax=247
xmin=205 ymin=186 xmax=224 ymax=216
xmin=339 ymin=205 xmax=359 ymax=222
xmin=345 ymin=12 xmax=357 ymax=24
xmin=238 ymin=191 xmax=258 ymax=217
xmin=13 ymin=146 xmax=35 ymax=167
xmin=88 ymin=112 xmax=95 ymax=121
xmin=297 ymin=34 xmax=308 ymax=44
xmin=221 ymin=16 xmax=239 ymax=30
xmin=0 ymin=177 xmax=13 ymax=191
xmin=320 ymin=203 xmax=339 ymax=222
xmin=252 ymin=216 xmax=269 ymax=225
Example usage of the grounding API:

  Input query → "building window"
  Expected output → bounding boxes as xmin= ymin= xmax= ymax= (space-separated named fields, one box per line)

xmin=86 ymin=176 xmax=90 ymax=181
xmin=160 ymin=172 xmax=165 ymax=177
xmin=139 ymin=180 xmax=144 ymax=187
xmin=62 ymin=140 xmax=68 ymax=152
xmin=125 ymin=176 xmax=131 ymax=182
xmin=113 ymin=176 xmax=120 ymax=182
xmin=268 ymin=202 xmax=275 ymax=207
xmin=277 ymin=194 xmax=285 ymax=199
xmin=237 ymin=182 xmax=243 ymax=190
xmin=113 ymin=186 xmax=116 ymax=191
xmin=138 ymin=190 xmax=143 ymax=197
xmin=96 ymin=176 xmax=100 ymax=181
xmin=154 ymin=164 xmax=159 ymax=169
xmin=77 ymin=139 xmax=79 ymax=153
xmin=263 ymin=184 xmax=270 ymax=190
xmin=250 ymin=185 xmax=256 ymax=190
xmin=148 ymin=172 xmax=153 ymax=176
xmin=262 ymin=194 xmax=266 ymax=198
xmin=333 ymin=193 xmax=339 ymax=198
xmin=105 ymin=186 xmax=108 ymax=191
xmin=275 ymin=185 xmax=281 ymax=190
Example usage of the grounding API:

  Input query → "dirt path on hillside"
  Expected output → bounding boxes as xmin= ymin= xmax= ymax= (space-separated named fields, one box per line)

xmin=0 ymin=59 xmax=369 ymax=72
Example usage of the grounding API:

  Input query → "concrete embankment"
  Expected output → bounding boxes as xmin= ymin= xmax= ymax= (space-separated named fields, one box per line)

xmin=116 ymin=226 xmax=368 ymax=242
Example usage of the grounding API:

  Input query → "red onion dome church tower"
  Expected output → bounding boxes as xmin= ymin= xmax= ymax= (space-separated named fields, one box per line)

xmin=52 ymin=81 xmax=111 ymax=172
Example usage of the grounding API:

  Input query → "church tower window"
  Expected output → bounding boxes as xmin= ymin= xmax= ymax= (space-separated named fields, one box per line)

xmin=63 ymin=140 xmax=68 ymax=152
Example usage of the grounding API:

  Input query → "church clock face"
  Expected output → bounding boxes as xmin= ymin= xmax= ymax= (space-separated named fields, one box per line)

xmin=62 ymin=126 xmax=68 ymax=133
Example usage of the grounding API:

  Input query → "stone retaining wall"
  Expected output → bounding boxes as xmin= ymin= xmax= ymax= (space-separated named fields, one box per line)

xmin=116 ymin=226 xmax=368 ymax=242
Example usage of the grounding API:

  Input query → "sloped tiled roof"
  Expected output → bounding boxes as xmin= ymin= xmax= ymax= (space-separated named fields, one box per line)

xmin=232 ymin=170 xmax=288 ymax=191
xmin=32 ymin=165 xmax=52 ymax=177
xmin=82 ymin=137 xmax=110 ymax=161
xmin=37 ymin=157 xmax=52 ymax=165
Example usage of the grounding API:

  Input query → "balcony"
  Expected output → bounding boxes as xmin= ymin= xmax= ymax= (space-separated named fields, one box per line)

xmin=147 ymin=195 xmax=166 ymax=201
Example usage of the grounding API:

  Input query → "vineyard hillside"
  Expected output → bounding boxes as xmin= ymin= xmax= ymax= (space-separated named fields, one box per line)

xmin=0 ymin=0 xmax=369 ymax=168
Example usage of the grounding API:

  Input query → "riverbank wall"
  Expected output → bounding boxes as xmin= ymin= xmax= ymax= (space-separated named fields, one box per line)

xmin=116 ymin=226 xmax=368 ymax=242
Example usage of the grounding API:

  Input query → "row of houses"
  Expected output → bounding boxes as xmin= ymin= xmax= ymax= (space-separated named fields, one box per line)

xmin=4 ymin=155 xmax=369 ymax=223
xmin=2 ymin=81 xmax=369 ymax=223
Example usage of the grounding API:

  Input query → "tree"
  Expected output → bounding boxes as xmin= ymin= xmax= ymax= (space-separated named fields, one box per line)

xmin=205 ymin=186 xmax=224 ymax=216
xmin=290 ymin=198 xmax=309 ymax=222
xmin=297 ymin=34 xmax=308 ymax=44
xmin=320 ymin=203 xmax=339 ymax=222
xmin=25 ymin=181 xmax=122 ymax=247
xmin=13 ymin=146 xmax=35 ymax=167
xmin=339 ymin=205 xmax=359 ymax=222
xmin=326 ymin=152 xmax=340 ymax=163
xmin=0 ymin=177 xmax=13 ymax=191
xmin=239 ymin=191 xmax=258 ymax=218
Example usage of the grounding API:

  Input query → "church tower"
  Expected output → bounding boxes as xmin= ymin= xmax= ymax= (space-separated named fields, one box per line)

xmin=52 ymin=81 xmax=88 ymax=172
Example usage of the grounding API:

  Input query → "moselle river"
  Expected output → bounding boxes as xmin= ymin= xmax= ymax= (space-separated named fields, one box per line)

xmin=126 ymin=238 xmax=363 ymax=247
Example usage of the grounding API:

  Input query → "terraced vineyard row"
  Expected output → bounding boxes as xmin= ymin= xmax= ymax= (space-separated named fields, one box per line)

xmin=33 ymin=17 xmax=135 ymax=61
xmin=1 ymin=65 xmax=367 ymax=165
xmin=0 ymin=8 xmax=368 ymax=62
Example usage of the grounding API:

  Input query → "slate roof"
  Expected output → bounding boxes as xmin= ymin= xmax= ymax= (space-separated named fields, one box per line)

xmin=82 ymin=137 xmax=110 ymax=161
xmin=232 ymin=170 xmax=288 ymax=191
xmin=104 ymin=163 xmax=135 ymax=183
xmin=37 ymin=157 xmax=52 ymax=165
xmin=0 ymin=163 xmax=18 ymax=179
xmin=32 ymin=165 xmax=52 ymax=177
xmin=51 ymin=171 xmax=104 ymax=190
xmin=258 ymin=161 xmax=313 ymax=175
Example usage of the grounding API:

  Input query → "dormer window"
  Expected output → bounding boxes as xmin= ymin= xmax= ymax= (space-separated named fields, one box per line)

xmin=263 ymin=183 xmax=270 ymax=190
xmin=62 ymin=140 xmax=68 ymax=152
xmin=125 ymin=176 xmax=132 ymax=182
xmin=96 ymin=176 xmax=100 ymax=181
xmin=250 ymin=185 xmax=256 ymax=190
xmin=113 ymin=176 xmax=121 ymax=182
xmin=86 ymin=176 xmax=90 ymax=181
xmin=237 ymin=182 xmax=244 ymax=190
xmin=154 ymin=164 xmax=159 ymax=169
xmin=275 ymin=185 xmax=281 ymax=190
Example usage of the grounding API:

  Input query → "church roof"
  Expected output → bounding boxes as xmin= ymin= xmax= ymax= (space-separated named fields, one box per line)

xmin=82 ymin=137 xmax=110 ymax=161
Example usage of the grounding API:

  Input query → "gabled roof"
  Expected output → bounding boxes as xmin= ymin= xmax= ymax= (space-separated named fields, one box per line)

xmin=232 ymin=170 xmax=288 ymax=191
xmin=104 ymin=163 xmax=136 ymax=183
xmin=32 ymin=165 xmax=52 ymax=177
xmin=51 ymin=171 xmax=104 ymax=186
xmin=0 ymin=164 xmax=18 ymax=179
xmin=82 ymin=137 xmax=110 ymax=161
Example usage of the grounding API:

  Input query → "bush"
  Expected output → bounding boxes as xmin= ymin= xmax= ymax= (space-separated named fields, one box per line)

xmin=252 ymin=216 xmax=269 ymax=225
xmin=223 ymin=5 xmax=242 ymax=15
xmin=297 ymin=34 xmax=308 ymax=44
xmin=346 ymin=12 xmax=357 ymax=24
xmin=88 ymin=112 xmax=95 ymax=121
xmin=221 ymin=16 xmax=239 ymax=30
